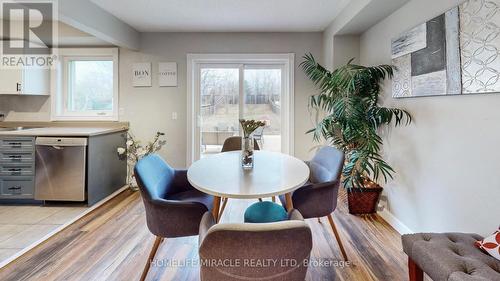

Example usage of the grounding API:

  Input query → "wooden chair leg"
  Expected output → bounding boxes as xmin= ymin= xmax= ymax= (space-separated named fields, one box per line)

xmin=218 ymin=197 xmax=229 ymax=220
xmin=212 ymin=196 xmax=221 ymax=223
xmin=408 ymin=257 xmax=423 ymax=281
xmin=327 ymin=214 xmax=348 ymax=261
xmin=140 ymin=236 xmax=163 ymax=281
xmin=284 ymin=193 xmax=294 ymax=212
xmin=258 ymin=198 xmax=263 ymax=202
xmin=317 ymin=217 xmax=321 ymax=223
xmin=272 ymin=196 xmax=276 ymax=202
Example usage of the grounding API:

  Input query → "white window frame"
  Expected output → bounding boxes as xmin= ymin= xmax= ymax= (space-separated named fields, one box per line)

xmin=51 ymin=48 xmax=119 ymax=121
xmin=186 ymin=53 xmax=295 ymax=165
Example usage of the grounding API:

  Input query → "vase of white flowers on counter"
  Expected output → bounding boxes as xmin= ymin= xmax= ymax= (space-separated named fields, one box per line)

xmin=117 ymin=131 xmax=166 ymax=190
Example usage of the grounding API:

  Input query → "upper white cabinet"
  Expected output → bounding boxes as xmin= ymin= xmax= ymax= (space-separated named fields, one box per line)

xmin=0 ymin=67 xmax=50 ymax=96
xmin=0 ymin=68 xmax=22 ymax=94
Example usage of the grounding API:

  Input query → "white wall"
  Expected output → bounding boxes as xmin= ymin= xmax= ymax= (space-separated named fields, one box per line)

xmin=322 ymin=0 xmax=370 ymax=68
xmin=321 ymin=0 xmax=409 ymax=69
xmin=333 ymin=35 xmax=360 ymax=69
xmin=120 ymin=32 xmax=323 ymax=168
xmin=360 ymin=0 xmax=499 ymax=236
xmin=0 ymin=32 xmax=323 ymax=167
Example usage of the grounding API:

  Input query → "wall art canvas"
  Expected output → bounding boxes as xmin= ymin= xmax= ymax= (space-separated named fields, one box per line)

xmin=158 ymin=62 xmax=177 ymax=87
xmin=391 ymin=0 xmax=500 ymax=98
xmin=132 ymin=63 xmax=152 ymax=87
xmin=391 ymin=8 xmax=461 ymax=98
xmin=460 ymin=0 xmax=500 ymax=94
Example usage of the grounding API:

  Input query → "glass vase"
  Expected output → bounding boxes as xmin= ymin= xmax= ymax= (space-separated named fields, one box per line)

xmin=241 ymin=136 xmax=254 ymax=169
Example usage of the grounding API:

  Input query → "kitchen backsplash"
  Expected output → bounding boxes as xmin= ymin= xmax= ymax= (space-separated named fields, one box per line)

xmin=0 ymin=95 xmax=51 ymax=121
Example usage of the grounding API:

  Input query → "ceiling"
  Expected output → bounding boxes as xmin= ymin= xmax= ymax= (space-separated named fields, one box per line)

xmin=90 ymin=0 xmax=350 ymax=32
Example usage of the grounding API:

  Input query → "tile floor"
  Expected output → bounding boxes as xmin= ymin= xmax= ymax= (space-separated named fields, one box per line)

xmin=0 ymin=204 xmax=88 ymax=263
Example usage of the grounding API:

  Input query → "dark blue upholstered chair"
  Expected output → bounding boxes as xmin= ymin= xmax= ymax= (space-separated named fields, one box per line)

xmin=135 ymin=154 xmax=213 ymax=281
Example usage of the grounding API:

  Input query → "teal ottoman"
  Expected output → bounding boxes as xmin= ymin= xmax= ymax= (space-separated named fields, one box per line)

xmin=244 ymin=201 xmax=288 ymax=223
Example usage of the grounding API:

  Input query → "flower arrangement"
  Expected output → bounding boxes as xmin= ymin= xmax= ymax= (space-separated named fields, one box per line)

xmin=239 ymin=119 xmax=265 ymax=137
xmin=117 ymin=131 xmax=166 ymax=190
xmin=239 ymin=119 xmax=265 ymax=169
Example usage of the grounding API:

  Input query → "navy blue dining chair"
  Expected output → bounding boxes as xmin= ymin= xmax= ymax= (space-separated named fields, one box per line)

xmin=135 ymin=154 xmax=213 ymax=281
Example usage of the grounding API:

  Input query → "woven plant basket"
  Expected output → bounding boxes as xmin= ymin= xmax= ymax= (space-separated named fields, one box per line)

xmin=347 ymin=186 xmax=383 ymax=215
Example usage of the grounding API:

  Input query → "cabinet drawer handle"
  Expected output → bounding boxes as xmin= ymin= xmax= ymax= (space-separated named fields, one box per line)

xmin=8 ymin=142 xmax=22 ymax=146
xmin=8 ymin=186 xmax=21 ymax=190
xmin=8 ymin=155 xmax=22 ymax=159
xmin=8 ymin=168 xmax=22 ymax=172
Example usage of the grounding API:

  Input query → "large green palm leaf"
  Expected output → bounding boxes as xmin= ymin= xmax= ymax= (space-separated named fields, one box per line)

xmin=300 ymin=54 xmax=411 ymax=189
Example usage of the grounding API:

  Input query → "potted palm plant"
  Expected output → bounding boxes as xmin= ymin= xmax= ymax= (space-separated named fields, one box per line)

xmin=300 ymin=54 xmax=412 ymax=214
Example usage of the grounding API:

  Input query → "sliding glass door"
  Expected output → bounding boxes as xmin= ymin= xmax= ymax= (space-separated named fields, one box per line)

xmin=243 ymin=66 xmax=282 ymax=153
xmin=187 ymin=54 xmax=293 ymax=163
xmin=196 ymin=64 xmax=284 ymax=158
xmin=199 ymin=65 xmax=240 ymax=157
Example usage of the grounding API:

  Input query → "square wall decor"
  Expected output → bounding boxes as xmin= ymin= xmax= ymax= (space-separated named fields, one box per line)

xmin=391 ymin=0 xmax=500 ymax=98
xmin=391 ymin=8 xmax=461 ymax=98
xmin=460 ymin=0 xmax=500 ymax=94
xmin=132 ymin=63 xmax=152 ymax=87
xmin=158 ymin=62 xmax=177 ymax=87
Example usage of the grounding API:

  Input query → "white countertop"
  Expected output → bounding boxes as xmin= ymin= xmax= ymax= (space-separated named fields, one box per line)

xmin=0 ymin=127 xmax=127 ymax=137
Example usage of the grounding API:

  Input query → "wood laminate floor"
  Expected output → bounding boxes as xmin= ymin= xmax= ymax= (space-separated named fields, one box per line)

xmin=0 ymin=189 xmax=408 ymax=281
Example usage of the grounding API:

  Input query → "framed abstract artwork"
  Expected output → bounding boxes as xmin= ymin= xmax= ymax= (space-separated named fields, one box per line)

xmin=391 ymin=0 xmax=500 ymax=98
xmin=391 ymin=8 xmax=461 ymax=97
xmin=460 ymin=0 xmax=500 ymax=94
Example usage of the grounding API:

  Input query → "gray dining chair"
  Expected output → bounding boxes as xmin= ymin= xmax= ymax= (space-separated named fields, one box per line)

xmin=135 ymin=154 xmax=213 ymax=281
xmin=198 ymin=209 xmax=313 ymax=281
xmin=279 ymin=146 xmax=348 ymax=260
xmin=221 ymin=136 xmax=260 ymax=152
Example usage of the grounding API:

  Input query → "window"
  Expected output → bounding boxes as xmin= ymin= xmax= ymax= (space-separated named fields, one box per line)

xmin=52 ymin=48 xmax=119 ymax=121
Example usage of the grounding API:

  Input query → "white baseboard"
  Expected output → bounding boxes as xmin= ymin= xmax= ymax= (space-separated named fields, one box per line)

xmin=0 ymin=185 xmax=129 ymax=269
xmin=379 ymin=208 xmax=413 ymax=235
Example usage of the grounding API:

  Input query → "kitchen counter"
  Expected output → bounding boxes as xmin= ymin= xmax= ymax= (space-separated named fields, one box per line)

xmin=0 ymin=127 xmax=128 ymax=137
xmin=0 ymin=126 xmax=127 ymax=206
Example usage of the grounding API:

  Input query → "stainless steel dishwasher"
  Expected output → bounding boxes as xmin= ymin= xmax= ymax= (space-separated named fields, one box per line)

xmin=35 ymin=137 xmax=87 ymax=201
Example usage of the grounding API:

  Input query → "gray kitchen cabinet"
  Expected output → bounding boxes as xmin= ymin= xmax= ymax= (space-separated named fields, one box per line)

xmin=87 ymin=131 xmax=127 ymax=206
xmin=0 ymin=136 xmax=36 ymax=199
xmin=0 ymin=130 xmax=127 ymax=205
xmin=0 ymin=177 xmax=35 ymax=199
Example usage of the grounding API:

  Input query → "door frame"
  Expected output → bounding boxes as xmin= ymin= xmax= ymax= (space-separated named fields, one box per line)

xmin=186 ymin=53 xmax=295 ymax=165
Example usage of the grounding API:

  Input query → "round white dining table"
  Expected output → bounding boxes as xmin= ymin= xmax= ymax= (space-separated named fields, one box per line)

xmin=187 ymin=151 xmax=310 ymax=222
